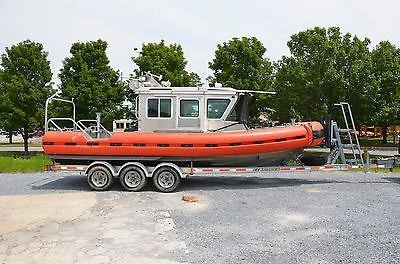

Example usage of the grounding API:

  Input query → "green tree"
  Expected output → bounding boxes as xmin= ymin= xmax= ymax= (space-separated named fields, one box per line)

xmin=59 ymin=40 xmax=125 ymax=128
xmin=0 ymin=70 xmax=18 ymax=144
xmin=208 ymin=37 xmax=273 ymax=117
xmin=0 ymin=70 xmax=13 ymax=143
xmin=209 ymin=37 xmax=273 ymax=90
xmin=0 ymin=40 xmax=52 ymax=152
xmin=132 ymin=40 xmax=199 ymax=87
xmin=273 ymin=56 xmax=308 ymax=122
xmin=273 ymin=27 xmax=374 ymax=125
xmin=370 ymin=41 xmax=400 ymax=143
xmin=188 ymin=72 xmax=201 ymax=86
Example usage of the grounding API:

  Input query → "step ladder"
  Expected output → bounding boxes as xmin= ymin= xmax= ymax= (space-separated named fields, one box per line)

xmin=327 ymin=102 xmax=364 ymax=166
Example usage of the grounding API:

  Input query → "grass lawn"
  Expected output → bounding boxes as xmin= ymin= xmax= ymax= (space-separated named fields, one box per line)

xmin=0 ymin=152 xmax=51 ymax=173
xmin=349 ymin=166 xmax=400 ymax=173
xmin=371 ymin=167 xmax=400 ymax=173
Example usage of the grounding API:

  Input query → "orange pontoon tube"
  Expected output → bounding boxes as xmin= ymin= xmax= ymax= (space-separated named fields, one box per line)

xmin=42 ymin=122 xmax=324 ymax=165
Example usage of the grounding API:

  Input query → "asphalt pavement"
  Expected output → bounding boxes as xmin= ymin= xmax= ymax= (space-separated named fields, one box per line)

xmin=1 ymin=171 xmax=400 ymax=263
xmin=0 ymin=146 xmax=43 ymax=152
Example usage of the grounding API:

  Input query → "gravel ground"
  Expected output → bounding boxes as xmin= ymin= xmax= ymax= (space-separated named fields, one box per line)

xmin=172 ymin=172 xmax=400 ymax=263
xmin=1 ymin=171 xmax=400 ymax=263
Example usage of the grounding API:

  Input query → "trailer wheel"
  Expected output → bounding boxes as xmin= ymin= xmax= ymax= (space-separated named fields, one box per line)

xmin=152 ymin=166 xmax=181 ymax=193
xmin=119 ymin=166 xmax=147 ymax=191
xmin=87 ymin=165 xmax=114 ymax=191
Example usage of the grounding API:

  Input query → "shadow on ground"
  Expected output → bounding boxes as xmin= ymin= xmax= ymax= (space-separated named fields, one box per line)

xmin=382 ymin=177 xmax=400 ymax=184
xmin=32 ymin=175 xmax=92 ymax=191
xmin=178 ymin=176 xmax=339 ymax=191
xmin=32 ymin=174 xmax=340 ymax=192
xmin=32 ymin=175 xmax=151 ymax=192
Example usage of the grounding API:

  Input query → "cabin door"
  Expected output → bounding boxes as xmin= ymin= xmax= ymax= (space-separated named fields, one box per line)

xmin=177 ymin=97 xmax=204 ymax=131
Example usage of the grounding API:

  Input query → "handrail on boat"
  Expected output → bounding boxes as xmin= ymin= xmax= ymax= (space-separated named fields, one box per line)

xmin=45 ymin=91 xmax=111 ymax=139
xmin=77 ymin=120 xmax=112 ymax=137
xmin=47 ymin=118 xmax=112 ymax=139
xmin=45 ymin=90 xmax=75 ymax=132
xmin=47 ymin=118 xmax=92 ymax=138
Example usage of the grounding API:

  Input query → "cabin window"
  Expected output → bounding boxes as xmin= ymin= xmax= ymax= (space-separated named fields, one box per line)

xmin=148 ymin=99 xmax=158 ymax=117
xmin=160 ymin=99 xmax=171 ymax=117
xmin=207 ymin=99 xmax=230 ymax=119
xmin=180 ymin=99 xmax=199 ymax=117
xmin=147 ymin=98 xmax=171 ymax=118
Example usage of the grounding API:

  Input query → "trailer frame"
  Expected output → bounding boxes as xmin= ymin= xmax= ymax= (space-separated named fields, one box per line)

xmin=46 ymin=161 xmax=350 ymax=192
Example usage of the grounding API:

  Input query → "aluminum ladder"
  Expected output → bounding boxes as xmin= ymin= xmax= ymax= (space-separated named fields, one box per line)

xmin=327 ymin=102 xmax=364 ymax=166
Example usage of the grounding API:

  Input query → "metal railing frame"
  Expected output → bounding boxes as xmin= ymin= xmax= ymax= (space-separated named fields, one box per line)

xmin=44 ymin=91 xmax=111 ymax=139
xmin=77 ymin=119 xmax=112 ymax=138
xmin=45 ymin=90 xmax=75 ymax=132
xmin=47 ymin=118 xmax=92 ymax=138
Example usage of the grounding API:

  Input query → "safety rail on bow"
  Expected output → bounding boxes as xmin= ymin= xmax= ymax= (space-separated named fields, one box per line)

xmin=47 ymin=117 xmax=111 ymax=139
xmin=47 ymin=117 xmax=92 ymax=138
xmin=45 ymin=91 xmax=111 ymax=139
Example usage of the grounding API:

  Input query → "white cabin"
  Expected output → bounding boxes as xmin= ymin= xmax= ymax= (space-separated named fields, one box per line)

xmin=130 ymin=74 xmax=262 ymax=132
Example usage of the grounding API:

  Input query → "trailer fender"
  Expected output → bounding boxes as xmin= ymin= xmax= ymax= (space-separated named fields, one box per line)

xmin=151 ymin=163 xmax=185 ymax=179
xmin=85 ymin=161 xmax=116 ymax=176
xmin=117 ymin=162 xmax=149 ymax=178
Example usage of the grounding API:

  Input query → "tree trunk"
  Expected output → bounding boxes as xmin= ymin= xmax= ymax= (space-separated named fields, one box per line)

xmin=382 ymin=125 xmax=388 ymax=145
xmin=23 ymin=127 xmax=29 ymax=154
xmin=8 ymin=131 xmax=12 ymax=144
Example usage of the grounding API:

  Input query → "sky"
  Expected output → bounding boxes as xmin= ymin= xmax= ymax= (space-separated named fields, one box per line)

xmin=1 ymin=0 xmax=400 ymax=83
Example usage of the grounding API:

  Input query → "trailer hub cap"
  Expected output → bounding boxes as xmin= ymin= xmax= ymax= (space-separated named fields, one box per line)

xmin=125 ymin=171 xmax=142 ymax=188
xmin=92 ymin=171 xmax=107 ymax=187
xmin=158 ymin=171 xmax=175 ymax=188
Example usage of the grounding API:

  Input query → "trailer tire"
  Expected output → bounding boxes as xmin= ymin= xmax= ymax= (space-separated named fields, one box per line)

xmin=119 ymin=166 xmax=147 ymax=191
xmin=87 ymin=165 xmax=114 ymax=191
xmin=152 ymin=166 xmax=181 ymax=193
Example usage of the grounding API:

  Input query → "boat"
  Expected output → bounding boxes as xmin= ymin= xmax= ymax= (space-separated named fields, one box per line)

xmin=42 ymin=73 xmax=324 ymax=167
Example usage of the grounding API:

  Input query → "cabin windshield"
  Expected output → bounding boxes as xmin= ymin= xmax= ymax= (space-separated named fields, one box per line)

xmin=227 ymin=94 xmax=249 ymax=122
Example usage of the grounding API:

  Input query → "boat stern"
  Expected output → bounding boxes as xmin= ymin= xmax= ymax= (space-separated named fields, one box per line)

xmin=303 ymin=121 xmax=325 ymax=147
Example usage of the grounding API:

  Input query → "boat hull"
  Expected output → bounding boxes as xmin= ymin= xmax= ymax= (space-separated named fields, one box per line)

xmin=42 ymin=122 xmax=324 ymax=167
xmin=48 ymin=149 xmax=303 ymax=167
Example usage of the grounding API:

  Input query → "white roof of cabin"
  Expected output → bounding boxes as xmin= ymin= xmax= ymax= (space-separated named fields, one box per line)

xmin=134 ymin=86 xmax=238 ymax=96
